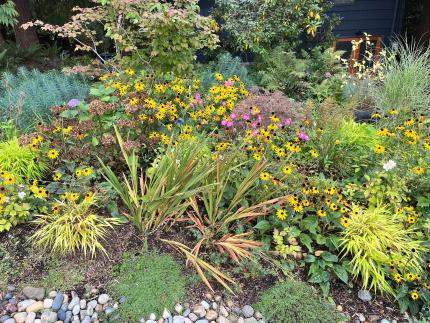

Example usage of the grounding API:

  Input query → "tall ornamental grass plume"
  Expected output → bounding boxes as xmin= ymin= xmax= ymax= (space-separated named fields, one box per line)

xmin=373 ymin=40 xmax=430 ymax=116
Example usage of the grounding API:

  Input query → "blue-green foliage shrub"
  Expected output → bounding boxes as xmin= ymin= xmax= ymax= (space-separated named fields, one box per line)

xmin=0 ymin=67 xmax=89 ymax=131
xmin=199 ymin=52 xmax=254 ymax=89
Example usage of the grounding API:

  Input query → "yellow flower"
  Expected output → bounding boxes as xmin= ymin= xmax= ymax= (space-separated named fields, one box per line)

xmin=413 ymin=166 xmax=425 ymax=175
xmin=410 ymin=291 xmax=419 ymax=301
xmin=134 ymin=82 xmax=145 ymax=91
xmin=75 ymin=169 xmax=82 ymax=177
xmin=393 ymin=273 xmax=402 ymax=283
xmin=215 ymin=73 xmax=223 ymax=81
xmin=125 ymin=68 xmax=135 ymax=75
xmin=52 ymin=205 xmax=60 ymax=214
xmin=48 ymin=149 xmax=59 ymax=159
xmin=340 ymin=217 xmax=350 ymax=227
xmin=35 ymin=187 xmax=47 ymax=199
xmin=282 ymin=165 xmax=292 ymax=175
xmin=309 ymin=149 xmax=319 ymax=158
xmin=53 ymin=173 xmax=62 ymax=181
xmin=61 ymin=192 xmax=69 ymax=200
xmin=83 ymin=167 xmax=92 ymax=176
xmin=0 ymin=193 xmax=6 ymax=204
xmin=84 ymin=192 xmax=94 ymax=201
xmin=329 ymin=203 xmax=338 ymax=211
xmin=63 ymin=126 xmax=73 ymax=134
xmin=129 ymin=97 xmax=139 ymax=105
xmin=373 ymin=145 xmax=385 ymax=154
xmin=4 ymin=175 xmax=15 ymax=185
xmin=260 ymin=172 xmax=271 ymax=181
xmin=253 ymin=153 xmax=262 ymax=161
xmin=317 ymin=209 xmax=327 ymax=217
xmin=70 ymin=193 xmax=79 ymax=201
xmin=276 ymin=209 xmax=287 ymax=220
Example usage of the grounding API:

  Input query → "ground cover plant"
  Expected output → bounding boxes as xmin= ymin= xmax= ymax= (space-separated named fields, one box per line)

xmin=111 ymin=250 xmax=187 ymax=321
xmin=1 ymin=2 xmax=430 ymax=322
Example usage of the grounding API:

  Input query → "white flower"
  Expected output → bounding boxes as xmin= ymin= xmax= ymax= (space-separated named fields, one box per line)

xmin=18 ymin=191 xmax=26 ymax=199
xmin=383 ymin=160 xmax=397 ymax=171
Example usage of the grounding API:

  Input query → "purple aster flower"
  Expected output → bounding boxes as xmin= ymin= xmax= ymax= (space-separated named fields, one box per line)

xmin=67 ymin=99 xmax=81 ymax=107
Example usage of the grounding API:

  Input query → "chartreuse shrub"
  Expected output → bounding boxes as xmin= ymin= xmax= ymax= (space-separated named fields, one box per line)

xmin=31 ymin=197 xmax=120 ymax=257
xmin=0 ymin=67 xmax=89 ymax=130
xmin=340 ymin=206 xmax=427 ymax=295
xmin=0 ymin=138 xmax=48 ymax=183
xmin=254 ymin=279 xmax=344 ymax=323
xmin=111 ymin=251 xmax=187 ymax=321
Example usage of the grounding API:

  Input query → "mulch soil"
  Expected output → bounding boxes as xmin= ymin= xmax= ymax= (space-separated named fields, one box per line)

xmin=1 ymin=222 xmax=407 ymax=322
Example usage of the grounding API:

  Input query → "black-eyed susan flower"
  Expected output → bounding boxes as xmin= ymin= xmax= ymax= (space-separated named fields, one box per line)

xmin=373 ymin=145 xmax=385 ymax=154
xmin=340 ymin=217 xmax=350 ymax=227
xmin=52 ymin=205 xmax=60 ymax=214
xmin=0 ymin=193 xmax=6 ymax=204
xmin=53 ymin=173 xmax=62 ymax=181
xmin=276 ymin=209 xmax=287 ymax=220
xmin=413 ymin=166 xmax=425 ymax=175
xmin=48 ymin=149 xmax=59 ymax=159
xmin=260 ymin=172 xmax=271 ymax=181
xmin=83 ymin=167 xmax=92 ymax=176
xmin=393 ymin=273 xmax=402 ymax=283
xmin=410 ymin=291 xmax=419 ymax=301
xmin=317 ymin=208 xmax=327 ymax=217
xmin=309 ymin=149 xmax=319 ymax=158
xmin=70 ymin=193 xmax=79 ymax=201
xmin=84 ymin=192 xmax=94 ymax=201
xmin=35 ymin=187 xmax=47 ymax=199
xmin=282 ymin=165 xmax=292 ymax=175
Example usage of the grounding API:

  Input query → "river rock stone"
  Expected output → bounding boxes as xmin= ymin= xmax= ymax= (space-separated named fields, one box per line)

xmin=205 ymin=310 xmax=217 ymax=321
xmin=24 ymin=312 xmax=36 ymax=323
xmin=173 ymin=316 xmax=185 ymax=323
xmin=79 ymin=300 xmax=86 ymax=310
xmin=43 ymin=299 xmax=53 ymax=310
xmin=67 ymin=297 xmax=79 ymax=311
xmin=175 ymin=304 xmax=184 ymax=314
xmin=22 ymin=288 xmax=45 ymax=301
xmin=192 ymin=305 xmax=206 ymax=318
xmin=72 ymin=304 xmax=80 ymax=316
xmin=188 ymin=313 xmax=198 ymax=321
xmin=13 ymin=312 xmax=27 ymax=323
xmin=26 ymin=302 xmax=44 ymax=313
xmin=97 ymin=294 xmax=109 ymax=305
xmin=358 ymin=290 xmax=372 ymax=302
xmin=200 ymin=301 xmax=210 ymax=310
xmin=219 ymin=306 xmax=228 ymax=318
xmin=57 ymin=310 xmax=66 ymax=321
xmin=18 ymin=301 xmax=36 ymax=312
xmin=40 ymin=310 xmax=57 ymax=323
xmin=4 ymin=319 xmax=16 ymax=323
xmin=51 ymin=294 xmax=63 ymax=312
xmin=244 ymin=318 xmax=258 ymax=323
xmin=242 ymin=306 xmax=254 ymax=319
xmin=217 ymin=317 xmax=229 ymax=323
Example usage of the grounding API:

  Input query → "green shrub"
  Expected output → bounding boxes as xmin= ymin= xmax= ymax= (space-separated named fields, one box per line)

xmin=254 ymin=279 xmax=344 ymax=323
xmin=0 ymin=67 xmax=89 ymax=131
xmin=0 ymin=138 xmax=48 ymax=183
xmin=111 ymin=251 xmax=187 ymax=320
xmin=198 ymin=52 xmax=254 ymax=89
xmin=372 ymin=41 xmax=430 ymax=116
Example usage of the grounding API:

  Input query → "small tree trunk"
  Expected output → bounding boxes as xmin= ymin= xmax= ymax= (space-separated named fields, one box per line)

xmin=0 ymin=31 xmax=5 ymax=47
xmin=12 ymin=0 xmax=38 ymax=49
xmin=416 ymin=0 xmax=430 ymax=45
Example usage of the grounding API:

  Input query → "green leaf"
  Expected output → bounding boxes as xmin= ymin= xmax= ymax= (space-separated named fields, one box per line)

xmin=304 ymin=255 xmax=316 ymax=263
xmin=334 ymin=265 xmax=348 ymax=284
xmin=321 ymin=252 xmax=338 ymax=263
xmin=60 ymin=109 xmax=79 ymax=119
xmin=92 ymin=137 xmax=99 ymax=146
xmin=300 ymin=215 xmax=318 ymax=234
xmin=254 ymin=220 xmax=271 ymax=233
xmin=299 ymin=233 xmax=313 ymax=252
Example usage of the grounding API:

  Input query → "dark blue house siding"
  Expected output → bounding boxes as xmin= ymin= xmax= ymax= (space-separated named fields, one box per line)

xmin=329 ymin=0 xmax=405 ymax=44
xmin=199 ymin=0 xmax=405 ymax=45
